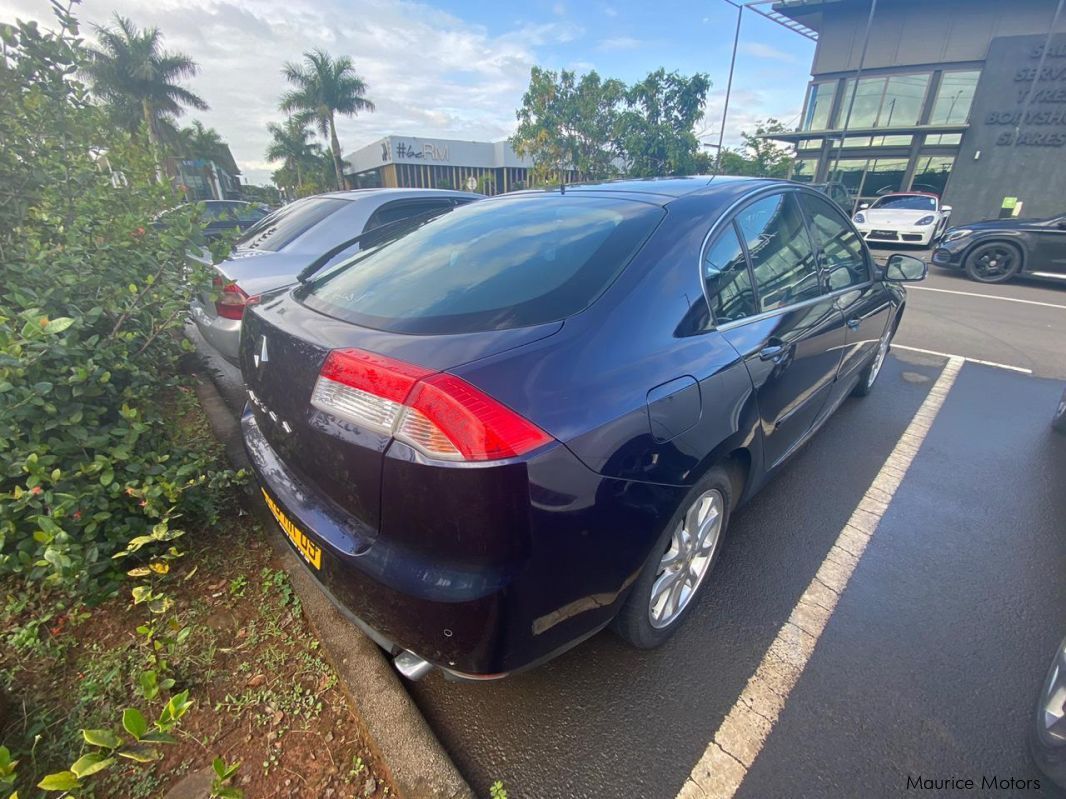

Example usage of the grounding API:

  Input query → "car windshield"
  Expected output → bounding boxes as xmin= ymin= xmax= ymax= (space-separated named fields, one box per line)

xmin=234 ymin=197 xmax=347 ymax=252
xmin=298 ymin=195 xmax=664 ymax=334
xmin=872 ymin=195 xmax=936 ymax=211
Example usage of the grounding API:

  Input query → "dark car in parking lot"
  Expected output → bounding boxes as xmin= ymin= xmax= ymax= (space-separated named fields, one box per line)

xmin=932 ymin=214 xmax=1066 ymax=284
xmin=238 ymin=176 xmax=926 ymax=679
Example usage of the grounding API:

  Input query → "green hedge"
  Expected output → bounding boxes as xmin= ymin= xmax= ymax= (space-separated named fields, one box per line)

xmin=0 ymin=9 xmax=240 ymax=595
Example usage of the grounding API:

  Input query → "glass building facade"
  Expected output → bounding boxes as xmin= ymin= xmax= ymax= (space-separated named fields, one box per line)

xmin=780 ymin=66 xmax=981 ymax=209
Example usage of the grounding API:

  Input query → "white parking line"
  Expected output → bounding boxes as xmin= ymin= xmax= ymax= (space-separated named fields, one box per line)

xmin=676 ymin=356 xmax=964 ymax=799
xmin=891 ymin=344 xmax=1033 ymax=375
xmin=908 ymin=284 xmax=1066 ymax=310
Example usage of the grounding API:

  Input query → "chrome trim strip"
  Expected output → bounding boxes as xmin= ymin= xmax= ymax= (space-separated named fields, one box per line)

xmin=1030 ymin=271 xmax=1066 ymax=280
xmin=715 ymin=283 xmax=874 ymax=333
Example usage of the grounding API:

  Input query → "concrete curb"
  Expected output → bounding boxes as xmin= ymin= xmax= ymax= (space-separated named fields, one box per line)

xmin=193 ymin=375 xmax=475 ymax=799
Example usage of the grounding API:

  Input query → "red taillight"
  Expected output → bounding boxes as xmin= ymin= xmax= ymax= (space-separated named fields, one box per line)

xmin=213 ymin=276 xmax=256 ymax=320
xmin=310 ymin=348 xmax=552 ymax=462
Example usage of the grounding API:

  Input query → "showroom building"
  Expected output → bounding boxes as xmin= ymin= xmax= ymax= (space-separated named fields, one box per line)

xmin=343 ymin=135 xmax=535 ymax=195
xmin=769 ymin=0 xmax=1066 ymax=224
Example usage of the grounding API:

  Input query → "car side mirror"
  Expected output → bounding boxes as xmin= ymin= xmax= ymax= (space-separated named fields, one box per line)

xmin=884 ymin=253 xmax=928 ymax=282
xmin=859 ymin=202 xmax=869 ymax=210
xmin=941 ymin=205 xmax=952 ymax=213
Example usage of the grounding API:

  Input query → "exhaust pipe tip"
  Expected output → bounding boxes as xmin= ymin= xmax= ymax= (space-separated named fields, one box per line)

xmin=394 ymin=649 xmax=434 ymax=681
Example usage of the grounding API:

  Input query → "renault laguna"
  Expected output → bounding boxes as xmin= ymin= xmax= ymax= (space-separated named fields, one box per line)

xmin=239 ymin=177 xmax=926 ymax=680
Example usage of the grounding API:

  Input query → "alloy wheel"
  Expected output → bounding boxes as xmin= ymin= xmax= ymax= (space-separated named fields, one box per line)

xmin=971 ymin=245 xmax=1016 ymax=280
xmin=649 ymin=489 xmax=724 ymax=629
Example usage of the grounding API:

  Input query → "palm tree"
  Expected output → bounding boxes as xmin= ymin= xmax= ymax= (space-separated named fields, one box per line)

xmin=280 ymin=49 xmax=375 ymax=190
xmin=84 ymin=15 xmax=208 ymax=152
xmin=266 ymin=117 xmax=319 ymax=192
xmin=178 ymin=120 xmax=224 ymax=160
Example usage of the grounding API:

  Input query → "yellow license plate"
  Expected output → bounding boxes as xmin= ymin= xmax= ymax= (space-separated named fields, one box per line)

xmin=262 ymin=488 xmax=322 ymax=570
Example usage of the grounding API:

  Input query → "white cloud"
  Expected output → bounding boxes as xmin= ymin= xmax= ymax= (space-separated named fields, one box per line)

xmin=597 ymin=35 xmax=642 ymax=52
xmin=696 ymin=87 xmax=802 ymax=153
xmin=602 ymin=4 xmax=617 ymax=17
xmin=0 ymin=0 xmax=585 ymax=185
xmin=740 ymin=41 xmax=798 ymax=63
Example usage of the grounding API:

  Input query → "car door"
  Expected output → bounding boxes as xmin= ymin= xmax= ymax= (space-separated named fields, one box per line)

xmin=799 ymin=192 xmax=893 ymax=387
xmin=712 ymin=190 xmax=847 ymax=468
xmin=1030 ymin=216 xmax=1066 ymax=275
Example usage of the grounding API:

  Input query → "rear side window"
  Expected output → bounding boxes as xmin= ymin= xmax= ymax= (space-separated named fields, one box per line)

xmin=736 ymin=193 xmax=821 ymax=312
xmin=300 ymin=195 xmax=664 ymax=334
xmin=800 ymin=193 xmax=870 ymax=291
xmin=703 ymin=223 xmax=757 ymax=324
xmin=235 ymin=197 xmax=347 ymax=252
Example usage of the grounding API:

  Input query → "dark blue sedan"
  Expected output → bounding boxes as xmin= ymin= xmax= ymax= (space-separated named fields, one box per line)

xmin=239 ymin=177 xmax=926 ymax=680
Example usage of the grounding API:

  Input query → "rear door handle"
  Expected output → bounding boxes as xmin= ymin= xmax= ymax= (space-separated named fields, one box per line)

xmin=759 ymin=344 xmax=786 ymax=361
xmin=846 ymin=318 xmax=861 ymax=330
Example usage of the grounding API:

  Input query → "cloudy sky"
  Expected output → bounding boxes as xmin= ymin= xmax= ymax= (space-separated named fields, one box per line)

xmin=1 ymin=0 xmax=815 ymax=185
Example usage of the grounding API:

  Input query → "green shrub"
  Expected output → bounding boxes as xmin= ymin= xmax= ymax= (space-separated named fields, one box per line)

xmin=0 ymin=6 xmax=239 ymax=596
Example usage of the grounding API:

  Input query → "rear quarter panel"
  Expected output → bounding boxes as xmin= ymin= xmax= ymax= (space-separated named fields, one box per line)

xmin=451 ymin=189 xmax=762 ymax=490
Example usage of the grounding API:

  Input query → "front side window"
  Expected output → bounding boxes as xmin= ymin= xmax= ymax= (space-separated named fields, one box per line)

xmin=703 ymin=224 xmax=757 ymax=325
xmin=800 ymin=194 xmax=869 ymax=291
xmin=735 ymin=193 xmax=821 ymax=312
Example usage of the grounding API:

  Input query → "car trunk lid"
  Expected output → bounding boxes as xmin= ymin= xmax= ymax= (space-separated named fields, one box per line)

xmin=240 ymin=292 xmax=562 ymax=537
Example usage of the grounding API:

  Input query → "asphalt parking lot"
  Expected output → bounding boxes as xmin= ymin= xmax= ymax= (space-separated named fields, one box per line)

xmin=193 ymin=249 xmax=1066 ymax=799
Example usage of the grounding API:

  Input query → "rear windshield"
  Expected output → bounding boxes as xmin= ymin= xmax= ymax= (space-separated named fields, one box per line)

xmin=872 ymin=195 xmax=936 ymax=211
xmin=235 ymin=197 xmax=347 ymax=252
xmin=298 ymin=195 xmax=664 ymax=334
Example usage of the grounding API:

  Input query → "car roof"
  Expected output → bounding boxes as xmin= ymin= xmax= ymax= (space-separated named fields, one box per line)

xmin=507 ymin=175 xmax=782 ymax=204
xmin=315 ymin=187 xmax=481 ymax=202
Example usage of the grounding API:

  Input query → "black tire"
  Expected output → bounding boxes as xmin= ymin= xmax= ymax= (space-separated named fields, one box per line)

xmin=852 ymin=319 xmax=896 ymax=397
xmin=1052 ymin=388 xmax=1066 ymax=435
xmin=1029 ymin=637 xmax=1066 ymax=789
xmin=964 ymin=241 xmax=1022 ymax=283
xmin=612 ymin=464 xmax=735 ymax=649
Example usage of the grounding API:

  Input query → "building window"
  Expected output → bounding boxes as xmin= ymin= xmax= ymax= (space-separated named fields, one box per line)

xmin=829 ymin=157 xmax=909 ymax=199
xmin=843 ymin=135 xmax=913 ymax=147
xmin=925 ymin=133 xmax=963 ymax=146
xmin=791 ymin=157 xmax=818 ymax=183
xmin=929 ymin=70 xmax=980 ymax=125
xmin=840 ymin=73 xmax=930 ymax=129
xmin=802 ymin=82 xmax=835 ymax=131
xmin=911 ymin=155 xmax=955 ymax=196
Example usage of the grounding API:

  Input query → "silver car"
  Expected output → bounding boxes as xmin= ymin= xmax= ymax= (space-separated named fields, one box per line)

xmin=191 ymin=188 xmax=479 ymax=363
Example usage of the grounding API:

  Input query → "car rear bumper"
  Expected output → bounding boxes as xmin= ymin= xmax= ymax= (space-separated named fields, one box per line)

xmin=241 ymin=404 xmax=687 ymax=676
xmin=190 ymin=298 xmax=242 ymax=364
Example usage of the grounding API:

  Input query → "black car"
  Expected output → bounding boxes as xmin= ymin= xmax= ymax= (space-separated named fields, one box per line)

xmin=932 ymin=214 xmax=1066 ymax=283
xmin=198 ymin=200 xmax=270 ymax=241
xmin=239 ymin=177 xmax=926 ymax=680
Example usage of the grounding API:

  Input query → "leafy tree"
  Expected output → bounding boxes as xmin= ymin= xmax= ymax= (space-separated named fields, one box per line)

xmin=511 ymin=67 xmax=710 ymax=181
xmin=616 ymin=69 xmax=711 ymax=177
xmin=83 ymin=14 xmax=207 ymax=152
xmin=280 ymin=49 xmax=374 ymax=190
xmin=716 ymin=119 xmax=796 ymax=178
xmin=266 ymin=117 xmax=322 ymax=194
xmin=512 ymin=67 xmax=626 ymax=182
